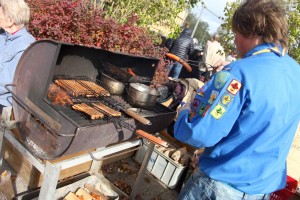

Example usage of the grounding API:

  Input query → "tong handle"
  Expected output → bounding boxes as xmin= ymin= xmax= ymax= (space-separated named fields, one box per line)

xmin=124 ymin=109 xmax=152 ymax=125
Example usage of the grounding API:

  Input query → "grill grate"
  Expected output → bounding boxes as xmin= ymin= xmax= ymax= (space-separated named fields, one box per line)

xmin=51 ymin=75 xmax=173 ymax=128
xmin=51 ymin=75 xmax=132 ymax=127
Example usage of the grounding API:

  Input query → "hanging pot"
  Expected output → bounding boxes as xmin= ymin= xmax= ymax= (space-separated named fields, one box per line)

xmin=100 ymin=72 xmax=126 ymax=95
xmin=127 ymin=83 xmax=160 ymax=109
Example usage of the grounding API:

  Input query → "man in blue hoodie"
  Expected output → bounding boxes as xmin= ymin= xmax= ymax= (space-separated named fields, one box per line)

xmin=0 ymin=0 xmax=35 ymax=114
xmin=174 ymin=0 xmax=300 ymax=199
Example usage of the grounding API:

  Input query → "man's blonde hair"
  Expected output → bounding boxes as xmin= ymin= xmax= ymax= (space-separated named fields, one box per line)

xmin=0 ymin=0 xmax=30 ymax=28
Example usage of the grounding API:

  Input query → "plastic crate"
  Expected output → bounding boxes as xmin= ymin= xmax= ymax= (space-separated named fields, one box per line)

xmin=134 ymin=140 xmax=187 ymax=189
xmin=270 ymin=176 xmax=298 ymax=200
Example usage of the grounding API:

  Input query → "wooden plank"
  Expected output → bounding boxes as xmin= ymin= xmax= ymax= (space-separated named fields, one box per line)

xmin=3 ymin=138 xmax=93 ymax=189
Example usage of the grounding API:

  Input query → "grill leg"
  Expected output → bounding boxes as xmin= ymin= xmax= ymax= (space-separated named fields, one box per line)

xmin=130 ymin=142 xmax=155 ymax=199
xmin=89 ymin=147 xmax=105 ymax=173
xmin=38 ymin=161 xmax=61 ymax=200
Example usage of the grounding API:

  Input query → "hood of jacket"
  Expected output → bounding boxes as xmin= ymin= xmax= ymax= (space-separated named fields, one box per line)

xmin=181 ymin=28 xmax=193 ymax=37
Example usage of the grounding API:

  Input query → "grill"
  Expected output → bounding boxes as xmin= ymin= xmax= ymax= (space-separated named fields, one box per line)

xmin=10 ymin=40 xmax=176 ymax=160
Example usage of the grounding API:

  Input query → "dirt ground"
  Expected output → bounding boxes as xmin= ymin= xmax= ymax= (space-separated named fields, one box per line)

xmin=100 ymin=157 xmax=181 ymax=200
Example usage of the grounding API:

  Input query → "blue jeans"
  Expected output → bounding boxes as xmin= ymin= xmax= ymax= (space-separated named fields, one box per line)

xmin=168 ymin=62 xmax=183 ymax=78
xmin=178 ymin=170 xmax=270 ymax=200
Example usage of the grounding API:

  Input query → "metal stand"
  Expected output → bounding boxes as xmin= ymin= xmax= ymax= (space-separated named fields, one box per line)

xmin=0 ymin=129 xmax=141 ymax=200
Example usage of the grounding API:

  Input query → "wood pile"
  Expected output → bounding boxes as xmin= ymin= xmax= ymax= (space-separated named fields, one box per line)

xmin=63 ymin=183 xmax=108 ymax=200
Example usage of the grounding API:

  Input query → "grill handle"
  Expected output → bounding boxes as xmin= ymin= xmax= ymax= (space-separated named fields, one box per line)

xmin=88 ymin=146 xmax=141 ymax=161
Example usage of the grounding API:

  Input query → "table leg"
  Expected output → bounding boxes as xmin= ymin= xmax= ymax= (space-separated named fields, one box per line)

xmin=38 ymin=161 xmax=61 ymax=200
xmin=130 ymin=142 xmax=155 ymax=199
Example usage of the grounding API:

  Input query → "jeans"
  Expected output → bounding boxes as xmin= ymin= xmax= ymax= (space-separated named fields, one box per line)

xmin=169 ymin=62 xmax=183 ymax=78
xmin=178 ymin=170 xmax=270 ymax=200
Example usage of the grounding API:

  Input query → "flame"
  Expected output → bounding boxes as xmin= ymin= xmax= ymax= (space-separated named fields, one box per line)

xmin=47 ymin=84 xmax=73 ymax=106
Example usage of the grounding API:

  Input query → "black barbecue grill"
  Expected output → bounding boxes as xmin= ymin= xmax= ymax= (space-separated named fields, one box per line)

xmin=10 ymin=40 xmax=176 ymax=159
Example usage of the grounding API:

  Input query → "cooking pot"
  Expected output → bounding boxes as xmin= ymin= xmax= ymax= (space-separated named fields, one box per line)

xmin=100 ymin=72 xmax=126 ymax=95
xmin=127 ymin=83 xmax=160 ymax=109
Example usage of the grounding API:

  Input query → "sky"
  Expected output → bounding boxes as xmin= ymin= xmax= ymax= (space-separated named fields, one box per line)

xmin=192 ymin=0 xmax=235 ymax=34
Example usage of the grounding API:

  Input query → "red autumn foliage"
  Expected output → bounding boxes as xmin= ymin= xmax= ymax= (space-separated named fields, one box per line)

xmin=26 ymin=0 xmax=170 ymax=85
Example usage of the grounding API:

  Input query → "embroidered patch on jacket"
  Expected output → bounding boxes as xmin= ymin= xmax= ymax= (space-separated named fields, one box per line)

xmin=210 ymin=104 xmax=226 ymax=119
xmin=226 ymin=79 xmax=242 ymax=95
xmin=208 ymin=90 xmax=219 ymax=104
xmin=188 ymin=111 xmax=196 ymax=122
xmin=214 ymin=71 xmax=230 ymax=89
xmin=196 ymin=87 xmax=205 ymax=97
xmin=197 ymin=103 xmax=210 ymax=117
xmin=220 ymin=93 xmax=233 ymax=107
xmin=192 ymin=99 xmax=201 ymax=111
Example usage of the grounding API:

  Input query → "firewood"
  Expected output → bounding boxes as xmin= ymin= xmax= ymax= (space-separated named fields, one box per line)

xmin=179 ymin=154 xmax=191 ymax=166
xmin=75 ymin=188 xmax=94 ymax=200
xmin=156 ymin=145 xmax=167 ymax=152
xmin=171 ymin=147 xmax=187 ymax=162
xmin=84 ymin=183 xmax=108 ymax=200
xmin=63 ymin=192 xmax=81 ymax=200
xmin=163 ymin=148 xmax=176 ymax=157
